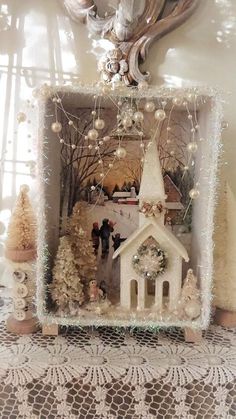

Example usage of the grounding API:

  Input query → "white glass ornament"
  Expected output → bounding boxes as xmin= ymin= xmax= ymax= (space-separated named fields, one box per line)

xmin=115 ymin=147 xmax=127 ymax=158
xmin=91 ymin=186 xmax=96 ymax=191
xmin=188 ymin=114 xmax=193 ymax=120
xmin=189 ymin=188 xmax=200 ymax=199
xmin=184 ymin=165 xmax=189 ymax=171
xmin=68 ymin=120 xmax=73 ymax=126
xmin=71 ymin=144 xmax=76 ymax=149
xmin=185 ymin=300 xmax=201 ymax=319
xmin=51 ymin=121 xmax=62 ymax=133
xmin=94 ymin=118 xmax=105 ymax=130
xmin=172 ymin=97 xmax=183 ymax=106
xmin=109 ymin=163 xmax=113 ymax=168
xmin=187 ymin=142 xmax=198 ymax=153
xmin=103 ymin=136 xmax=110 ymax=142
xmin=144 ymin=101 xmax=155 ymax=112
xmin=122 ymin=116 xmax=133 ymax=128
xmin=133 ymin=111 xmax=144 ymax=123
xmin=17 ymin=112 xmax=27 ymax=123
xmin=88 ymin=129 xmax=99 ymax=141
xmin=60 ymin=138 xmax=64 ymax=144
xmin=154 ymin=109 xmax=166 ymax=121
xmin=91 ymin=110 xmax=96 ymax=116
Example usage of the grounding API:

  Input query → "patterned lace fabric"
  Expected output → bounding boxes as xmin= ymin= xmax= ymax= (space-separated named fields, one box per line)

xmin=0 ymin=296 xmax=235 ymax=418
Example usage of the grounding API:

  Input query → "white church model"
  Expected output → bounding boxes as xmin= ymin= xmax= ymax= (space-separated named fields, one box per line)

xmin=113 ymin=140 xmax=189 ymax=312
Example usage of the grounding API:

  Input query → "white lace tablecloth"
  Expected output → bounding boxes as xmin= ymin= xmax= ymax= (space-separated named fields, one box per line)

xmin=0 ymin=297 xmax=235 ymax=418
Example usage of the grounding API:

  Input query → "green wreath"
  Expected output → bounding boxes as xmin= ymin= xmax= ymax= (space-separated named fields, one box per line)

xmin=132 ymin=241 xmax=167 ymax=281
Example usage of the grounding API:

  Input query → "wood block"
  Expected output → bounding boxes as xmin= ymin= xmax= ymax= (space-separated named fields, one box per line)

xmin=6 ymin=315 xmax=39 ymax=335
xmin=214 ymin=307 xmax=236 ymax=327
xmin=42 ymin=323 xmax=59 ymax=336
xmin=184 ymin=327 xmax=202 ymax=343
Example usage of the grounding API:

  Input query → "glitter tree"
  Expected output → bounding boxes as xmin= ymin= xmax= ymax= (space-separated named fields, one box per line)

xmin=68 ymin=202 xmax=97 ymax=283
xmin=5 ymin=185 xmax=38 ymax=334
xmin=180 ymin=269 xmax=201 ymax=320
xmin=5 ymin=184 xmax=37 ymax=261
xmin=51 ymin=236 xmax=84 ymax=313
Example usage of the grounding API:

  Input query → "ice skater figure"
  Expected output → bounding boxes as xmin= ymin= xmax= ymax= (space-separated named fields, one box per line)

xmin=100 ymin=219 xmax=115 ymax=258
xmin=91 ymin=222 xmax=100 ymax=255
xmin=112 ymin=233 xmax=126 ymax=251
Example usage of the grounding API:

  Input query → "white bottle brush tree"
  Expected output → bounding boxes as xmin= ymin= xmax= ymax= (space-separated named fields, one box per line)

xmin=51 ymin=236 xmax=85 ymax=314
xmin=5 ymin=185 xmax=38 ymax=334
xmin=5 ymin=184 xmax=37 ymax=262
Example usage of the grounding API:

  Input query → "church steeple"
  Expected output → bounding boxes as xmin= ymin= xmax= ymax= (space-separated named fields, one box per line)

xmin=139 ymin=140 xmax=166 ymax=226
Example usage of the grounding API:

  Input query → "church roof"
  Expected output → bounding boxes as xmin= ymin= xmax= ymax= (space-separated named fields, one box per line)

xmin=113 ymin=217 xmax=189 ymax=262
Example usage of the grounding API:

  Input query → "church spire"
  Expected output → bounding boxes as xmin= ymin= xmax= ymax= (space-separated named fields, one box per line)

xmin=139 ymin=140 xmax=166 ymax=205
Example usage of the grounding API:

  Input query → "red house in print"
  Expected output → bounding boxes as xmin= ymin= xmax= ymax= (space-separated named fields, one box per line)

xmin=164 ymin=175 xmax=184 ymax=224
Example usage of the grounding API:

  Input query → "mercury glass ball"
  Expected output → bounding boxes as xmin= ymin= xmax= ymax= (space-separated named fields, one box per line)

xmin=154 ymin=109 xmax=166 ymax=121
xmin=88 ymin=129 xmax=99 ymax=141
xmin=103 ymin=136 xmax=110 ymax=142
xmin=144 ymin=101 xmax=155 ymax=112
xmin=115 ymin=147 xmax=127 ymax=159
xmin=51 ymin=121 xmax=62 ymax=133
xmin=187 ymin=142 xmax=198 ymax=153
xmin=94 ymin=118 xmax=105 ymax=130
xmin=189 ymin=188 xmax=200 ymax=199
xmin=133 ymin=111 xmax=144 ymax=123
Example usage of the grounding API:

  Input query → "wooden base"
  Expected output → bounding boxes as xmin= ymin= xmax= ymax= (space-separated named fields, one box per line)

xmin=214 ymin=307 xmax=236 ymax=327
xmin=6 ymin=315 xmax=39 ymax=334
xmin=184 ymin=327 xmax=202 ymax=343
xmin=42 ymin=324 xmax=59 ymax=336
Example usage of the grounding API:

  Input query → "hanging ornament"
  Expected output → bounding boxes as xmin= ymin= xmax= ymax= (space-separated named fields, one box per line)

xmin=145 ymin=101 xmax=155 ymax=112
xmin=154 ymin=109 xmax=166 ymax=121
xmin=133 ymin=111 xmax=144 ymax=123
xmin=88 ymin=129 xmax=99 ymax=141
xmin=39 ymin=83 xmax=53 ymax=99
xmin=115 ymin=147 xmax=127 ymax=158
xmin=189 ymin=188 xmax=200 ymax=199
xmin=94 ymin=118 xmax=105 ymax=130
xmin=172 ymin=97 xmax=183 ymax=106
xmin=17 ymin=112 xmax=27 ymax=123
xmin=103 ymin=136 xmax=110 ymax=142
xmin=187 ymin=142 xmax=198 ymax=153
xmin=51 ymin=121 xmax=62 ymax=133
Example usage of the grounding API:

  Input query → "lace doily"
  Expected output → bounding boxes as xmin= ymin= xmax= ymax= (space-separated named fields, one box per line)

xmin=0 ymin=294 xmax=235 ymax=418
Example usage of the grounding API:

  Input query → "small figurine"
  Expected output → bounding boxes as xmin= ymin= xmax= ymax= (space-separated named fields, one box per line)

xmin=99 ymin=219 xmax=115 ymax=258
xmin=88 ymin=279 xmax=103 ymax=303
xmin=91 ymin=222 xmax=100 ymax=255
xmin=112 ymin=233 xmax=126 ymax=251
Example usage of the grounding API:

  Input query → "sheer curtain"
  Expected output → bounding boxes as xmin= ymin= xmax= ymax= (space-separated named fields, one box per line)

xmin=0 ymin=0 xmax=85 ymax=281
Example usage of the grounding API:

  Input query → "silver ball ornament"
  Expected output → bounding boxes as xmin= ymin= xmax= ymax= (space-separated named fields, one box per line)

xmin=154 ymin=109 xmax=166 ymax=121
xmin=51 ymin=121 xmax=62 ymax=133
xmin=144 ymin=101 xmax=155 ymax=112
xmin=88 ymin=129 xmax=99 ymax=141
xmin=133 ymin=111 xmax=144 ymax=123
xmin=94 ymin=118 xmax=105 ymax=130
xmin=189 ymin=188 xmax=200 ymax=199
xmin=115 ymin=147 xmax=127 ymax=159
xmin=187 ymin=142 xmax=198 ymax=153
